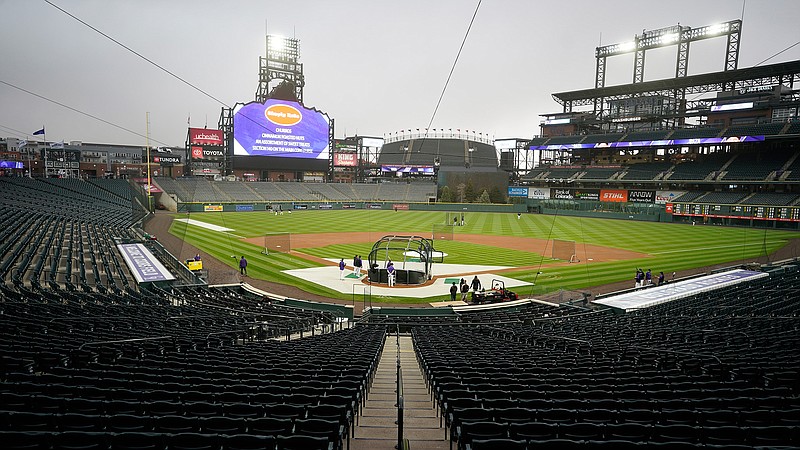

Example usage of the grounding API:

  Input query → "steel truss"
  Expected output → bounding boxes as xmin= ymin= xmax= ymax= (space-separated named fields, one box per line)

xmin=255 ymin=35 xmax=305 ymax=104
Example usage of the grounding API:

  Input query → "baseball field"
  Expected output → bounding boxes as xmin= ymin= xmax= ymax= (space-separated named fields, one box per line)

xmin=168 ymin=209 xmax=798 ymax=303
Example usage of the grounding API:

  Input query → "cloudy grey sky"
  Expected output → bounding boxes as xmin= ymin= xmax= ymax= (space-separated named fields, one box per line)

xmin=1 ymin=0 xmax=798 ymax=147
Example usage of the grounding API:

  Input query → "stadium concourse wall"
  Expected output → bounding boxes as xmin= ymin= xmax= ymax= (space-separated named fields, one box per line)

xmin=175 ymin=201 xmax=526 ymax=213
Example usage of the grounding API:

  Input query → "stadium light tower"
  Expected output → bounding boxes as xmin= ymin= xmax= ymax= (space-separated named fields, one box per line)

xmin=594 ymin=19 xmax=742 ymax=88
xmin=255 ymin=34 xmax=305 ymax=103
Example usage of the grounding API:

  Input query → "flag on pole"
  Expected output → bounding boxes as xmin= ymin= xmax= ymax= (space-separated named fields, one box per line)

xmin=50 ymin=141 xmax=64 ymax=149
xmin=18 ymin=140 xmax=27 ymax=148
xmin=32 ymin=128 xmax=45 ymax=136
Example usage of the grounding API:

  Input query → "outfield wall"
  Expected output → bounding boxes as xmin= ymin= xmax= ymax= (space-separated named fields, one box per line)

xmin=176 ymin=201 xmax=525 ymax=214
xmin=539 ymin=208 xmax=663 ymax=222
xmin=174 ymin=199 xmax=796 ymax=229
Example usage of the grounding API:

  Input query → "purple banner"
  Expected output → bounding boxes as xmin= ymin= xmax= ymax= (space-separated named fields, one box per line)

xmin=0 ymin=161 xmax=24 ymax=169
xmin=381 ymin=165 xmax=435 ymax=174
xmin=530 ymin=135 xmax=765 ymax=151
xmin=117 ymin=243 xmax=176 ymax=283
xmin=233 ymin=99 xmax=331 ymax=159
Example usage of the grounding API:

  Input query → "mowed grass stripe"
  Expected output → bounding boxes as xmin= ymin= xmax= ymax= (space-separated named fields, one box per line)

xmin=169 ymin=210 xmax=798 ymax=302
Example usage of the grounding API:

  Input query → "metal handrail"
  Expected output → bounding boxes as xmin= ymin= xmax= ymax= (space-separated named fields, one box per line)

xmin=78 ymin=335 xmax=174 ymax=351
xmin=397 ymin=367 xmax=404 ymax=450
xmin=395 ymin=325 xmax=405 ymax=450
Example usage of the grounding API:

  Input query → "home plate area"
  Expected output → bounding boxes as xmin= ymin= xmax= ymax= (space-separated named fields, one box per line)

xmin=283 ymin=260 xmax=531 ymax=298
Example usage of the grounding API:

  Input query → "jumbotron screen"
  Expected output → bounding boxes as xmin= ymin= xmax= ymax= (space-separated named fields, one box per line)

xmin=233 ymin=99 xmax=330 ymax=159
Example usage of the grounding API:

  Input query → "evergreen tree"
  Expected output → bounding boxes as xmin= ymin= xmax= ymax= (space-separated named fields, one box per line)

xmin=489 ymin=186 xmax=505 ymax=203
xmin=439 ymin=185 xmax=453 ymax=202
xmin=464 ymin=179 xmax=477 ymax=203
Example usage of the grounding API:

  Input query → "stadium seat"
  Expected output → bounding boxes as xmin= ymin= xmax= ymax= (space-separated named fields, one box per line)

xmin=51 ymin=431 xmax=109 ymax=450
xmin=276 ymin=434 xmax=333 ymax=450
xmin=166 ymin=433 xmax=221 ymax=450
xmin=222 ymin=434 xmax=276 ymax=450
xmin=465 ymin=438 xmax=527 ymax=450
xmin=457 ymin=421 xmax=509 ymax=450
xmin=248 ymin=417 xmax=294 ymax=437
xmin=154 ymin=415 xmax=199 ymax=434
xmin=199 ymin=416 xmax=248 ymax=435
xmin=110 ymin=432 xmax=166 ymax=450
xmin=1 ymin=431 xmax=52 ymax=450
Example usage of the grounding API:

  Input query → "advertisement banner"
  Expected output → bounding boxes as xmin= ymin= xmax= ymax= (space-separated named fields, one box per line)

xmin=508 ymin=187 xmax=529 ymax=198
xmin=191 ymin=147 xmax=225 ymax=160
xmin=153 ymin=155 xmax=181 ymax=164
xmin=573 ymin=189 xmax=600 ymax=201
xmin=342 ymin=204 xmax=357 ymax=209
xmin=628 ymin=190 xmax=656 ymax=203
xmin=235 ymin=205 xmax=254 ymax=212
xmin=551 ymin=189 xmax=574 ymax=200
xmin=204 ymin=205 xmax=223 ymax=212
xmin=334 ymin=152 xmax=358 ymax=167
xmin=193 ymin=168 xmax=220 ymax=175
xmin=0 ymin=161 xmax=24 ymax=169
xmin=293 ymin=204 xmax=308 ymax=210
xmin=600 ymin=189 xmax=628 ymax=202
xmin=319 ymin=204 xmax=333 ymax=209
xmin=530 ymin=135 xmax=766 ymax=151
xmin=392 ymin=204 xmax=410 ymax=210
xmin=189 ymin=128 xmax=224 ymax=146
xmin=528 ymin=188 xmax=550 ymax=199
xmin=233 ymin=99 xmax=331 ymax=159
xmin=655 ymin=190 xmax=686 ymax=204
xmin=381 ymin=165 xmax=435 ymax=174
xmin=117 ymin=243 xmax=176 ymax=283
xmin=368 ymin=203 xmax=383 ymax=209
xmin=665 ymin=203 xmax=674 ymax=214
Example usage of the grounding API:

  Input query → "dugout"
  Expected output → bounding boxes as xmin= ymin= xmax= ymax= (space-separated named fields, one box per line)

xmin=367 ymin=235 xmax=436 ymax=285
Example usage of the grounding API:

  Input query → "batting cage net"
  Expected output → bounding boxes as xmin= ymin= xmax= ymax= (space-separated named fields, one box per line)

xmin=261 ymin=233 xmax=291 ymax=255
xmin=445 ymin=212 xmax=466 ymax=227
xmin=432 ymin=224 xmax=454 ymax=241
xmin=551 ymin=239 xmax=578 ymax=263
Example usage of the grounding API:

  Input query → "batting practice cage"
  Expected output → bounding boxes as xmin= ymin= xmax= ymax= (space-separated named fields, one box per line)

xmin=551 ymin=239 xmax=578 ymax=263
xmin=367 ymin=235 xmax=438 ymax=285
xmin=445 ymin=212 xmax=466 ymax=226
xmin=432 ymin=224 xmax=454 ymax=241
xmin=260 ymin=233 xmax=291 ymax=255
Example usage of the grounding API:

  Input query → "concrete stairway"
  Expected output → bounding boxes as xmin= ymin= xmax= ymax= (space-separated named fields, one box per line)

xmin=351 ymin=334 xmax=447 ymax=450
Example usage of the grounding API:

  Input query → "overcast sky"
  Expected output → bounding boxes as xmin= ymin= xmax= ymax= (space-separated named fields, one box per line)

xmin=1 ymin=0 xmax=798 ymax=147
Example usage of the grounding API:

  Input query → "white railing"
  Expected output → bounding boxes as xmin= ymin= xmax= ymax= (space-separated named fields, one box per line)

xmin=383 ymin=130 xmax=494 ymax=145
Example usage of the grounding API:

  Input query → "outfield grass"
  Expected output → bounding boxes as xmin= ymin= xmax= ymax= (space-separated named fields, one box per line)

xmin=169 ymin=210 xmax=798 ymax=303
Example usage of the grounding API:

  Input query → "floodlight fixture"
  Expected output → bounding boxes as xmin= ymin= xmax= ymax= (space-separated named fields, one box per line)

xmin=268 ymin=35 xmax=286 ymax=50
xmin=662 ymin=32 xmax=679 ymax=44
xmin=707 ymin=22 xmax=727 ymax=35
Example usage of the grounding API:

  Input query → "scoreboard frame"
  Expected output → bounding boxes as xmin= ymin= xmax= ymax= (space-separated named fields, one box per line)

xmin=669 ymin=203 xmax=800 ymax=222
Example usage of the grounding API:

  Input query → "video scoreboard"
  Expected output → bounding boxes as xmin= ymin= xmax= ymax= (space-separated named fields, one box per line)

xmin=669 ymin=203 xmax=800 ymax=222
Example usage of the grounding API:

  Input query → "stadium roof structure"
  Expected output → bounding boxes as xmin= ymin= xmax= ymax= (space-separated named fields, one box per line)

xmin=378 ymin=137 xmax=499 ymax=169
xmin=553 ymin=60 xmax=800 ymax=109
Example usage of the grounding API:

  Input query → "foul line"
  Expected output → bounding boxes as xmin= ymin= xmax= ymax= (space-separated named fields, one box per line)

xmin=174 ymin=218 xmax=246 ymax=238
